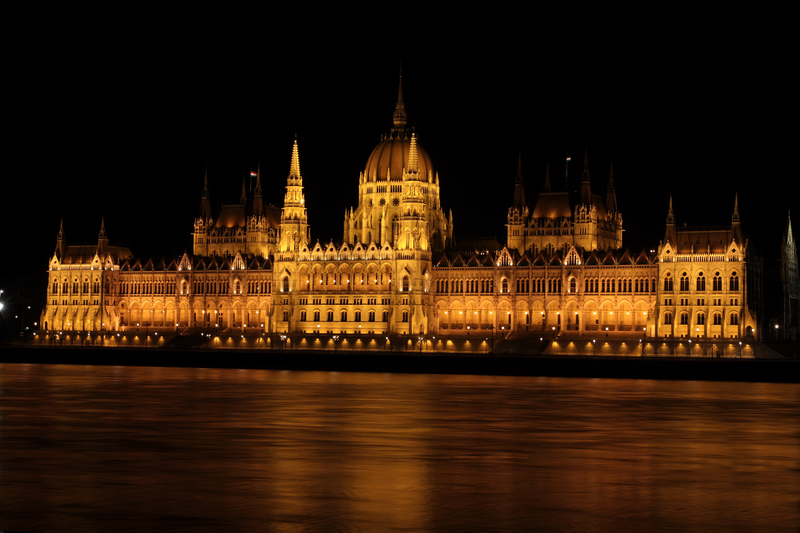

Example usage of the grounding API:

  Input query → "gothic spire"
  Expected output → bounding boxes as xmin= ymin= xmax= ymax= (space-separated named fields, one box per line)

xmin=579 ymin=146 xmax=592 ymax=205
xmin=543 ymin=159 xmax=552 ymax=193
xmin=606 ymin=157 xmax=617 ymax=212
xmin=252 ymin=159 xmax=264 ymax=217
xmin=254 ymin=159 xmax=263 ymax=195
xmin=512 ymin=150 xmax=526 ymax=209
xmin=667 ymin=194 xmax=675 ymax=225
xmin=239 ymin=172 xmax=248 ymax=204
xmin=732 ymin=193 xmax=740 ymax=224
xmin=97 ymin=216 xmax=108 ymax=257
xmin=199 ymin=163 xmax=212 ymax=221
xmin=55 ymin=218 xmax=66 ymax=258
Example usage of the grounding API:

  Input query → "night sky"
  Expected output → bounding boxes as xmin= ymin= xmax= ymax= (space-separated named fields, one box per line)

xmin=3 ymin=10 xmax=792 ymax=310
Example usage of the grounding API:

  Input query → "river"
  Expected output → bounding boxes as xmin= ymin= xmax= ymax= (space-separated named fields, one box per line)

xmin=1 ymin=363 xmax=798 ymax=532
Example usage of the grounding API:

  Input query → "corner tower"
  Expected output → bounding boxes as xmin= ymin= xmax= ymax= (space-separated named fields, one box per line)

xmin=279 ymin=136 xmax=309 ymax=252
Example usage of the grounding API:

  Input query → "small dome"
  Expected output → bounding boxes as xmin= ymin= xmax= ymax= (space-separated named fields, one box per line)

xmin=364 ymin=133 xmax=434 ymax=182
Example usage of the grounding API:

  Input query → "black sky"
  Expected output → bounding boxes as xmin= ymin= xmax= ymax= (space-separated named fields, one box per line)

xmin=4 ymin=8 xmax=793 ymax=294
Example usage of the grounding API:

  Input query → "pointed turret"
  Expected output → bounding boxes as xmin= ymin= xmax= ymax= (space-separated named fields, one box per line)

xmin=252 ymin=159 xmax=264 ymax=217
xmin=606 ymin=158 xmax=618 ymax=213
xmin=199 ymin=163 xmax=212 ymax=221
xmin=239 ymin=173 xmax=248 ymax=204
xmin=512 ymin=150 xmax=526 ymax=209
xmin=55 ymin=218 xmax=66 ymax=259
xmin=731 ymin=193 xmax=742 ymax=243
xmin=664 ymin=195 xmax=677 ymax=245
xmin=543 ymin=159 xmax=552 ymax=193
xmin=579 ymin=147 xmax=592 ymax=205
xmin=97 ymin=217 xmax=109 ymax=258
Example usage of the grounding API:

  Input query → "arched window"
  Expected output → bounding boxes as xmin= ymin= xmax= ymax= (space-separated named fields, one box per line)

xmin=713 ymin=272 xmax=722 ymax=291
xmin=282 ymin=310 xmax=289 ymax=321
xmin=327 ymin=310 xmax=334 ymax=321
xmin=502 ymin=279 xmax=508 ymax=293
xmin=355 ymin=310 xmax=362 ymax=321
xmin=300 ymin=310 xmax=307 ymax=321
xmin=402 ymin=276 xmax=409 ymax=292
xmin=697 ymin=313 xmax=705 ymax=325
xmin=730 ymin=273 xmax=739 ymax=291
xmin=382 ymin=310 xmax=389 ymax=322
xmin=402 ymin=311 xmax=409 ymax=322
xmin=680 ymin=312 xmax=689 ymax=325
xmin=713 ymin=313 xmax=722 ymax=325
xmin=696 ymin=273 xmax=705 ymax=291
xmin=368 ymin=311 xmax=375 ymax=322
xmin=52 ymin=280 xmax=58 ymax=293
xmin=664 ymin=312 xmax=673 ymax=325
xmin=341 ymin=310 xmax=348 ymax=322
xmin=313 ymin=311 xmax=320 ymax=321
xmin=282 ymin=277 xmax=290 ymax=293
xmin=730 ymin=314 xmax=738 ymax=325
xmin=680 ymin=273 xmax=689 ymax=291
xmin=569 ymin=278 xmax=576 ymax=293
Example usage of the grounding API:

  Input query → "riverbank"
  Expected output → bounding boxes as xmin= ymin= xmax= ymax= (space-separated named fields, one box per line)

xmin=1 ymin=345 xmax=798 ymax=383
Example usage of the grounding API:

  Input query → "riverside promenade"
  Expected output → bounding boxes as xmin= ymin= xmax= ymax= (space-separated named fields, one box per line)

xmin=3 ymin=330 xmax=798 ymax=384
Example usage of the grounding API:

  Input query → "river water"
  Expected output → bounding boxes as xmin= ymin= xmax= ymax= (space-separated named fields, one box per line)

xmin=1 ymin=363 xmax=798 ymax=532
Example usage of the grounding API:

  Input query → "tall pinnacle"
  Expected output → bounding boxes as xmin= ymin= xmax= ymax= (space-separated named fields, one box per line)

xmin=512 ymin=151 xmax=526 ymax=209
xmin=606 ymin=157 xmax=617 ymax=212
xmin=667 ymin=195 xmax=675 ymax=224
xmin=239 ymin=173 xmax=248 ymax=204
xmin=543 ymin=159 xmax=552 ymax=192
xmin=732 ymin=193 xmax=740 ymax=224
xmin=579 ymin=146 xmax=592 ymax=205
xmin=254 ymin=159 xmax=263 ymax=195
xmin=199 ymin=163 xmax=212 ymax=221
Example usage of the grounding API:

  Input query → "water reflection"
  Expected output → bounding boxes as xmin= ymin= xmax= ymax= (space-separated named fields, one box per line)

xmin=1 ymin=364 xmax=798 ymax=532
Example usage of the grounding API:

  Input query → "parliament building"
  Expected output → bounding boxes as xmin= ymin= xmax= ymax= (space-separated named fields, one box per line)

xmin=41 ymin=79 xmax=759 ymax=343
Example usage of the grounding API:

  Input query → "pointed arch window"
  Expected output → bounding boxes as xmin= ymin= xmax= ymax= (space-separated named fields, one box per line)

xmin=664 ymin=273 xmax=673 ymax=292
xmin=680 ymin=273 xmax=689 ymax=292
xmin=730 ymin=273 xmax=739 ymax=291
xmin=713 ymin=272 xmax=722 ymax=291
xmin=696 ymin=273 xmax=705 ymax=291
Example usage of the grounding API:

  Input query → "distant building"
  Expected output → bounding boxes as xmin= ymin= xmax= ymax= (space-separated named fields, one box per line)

xmin=41 ymin=77 xmax=761 ymax=341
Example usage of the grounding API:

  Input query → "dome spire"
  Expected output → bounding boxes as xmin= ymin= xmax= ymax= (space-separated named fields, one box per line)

xmin=392 ymin=66 xmax=407 ymax=135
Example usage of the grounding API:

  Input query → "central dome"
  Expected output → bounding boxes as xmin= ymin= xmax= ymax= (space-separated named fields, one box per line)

xmin=364 ymin=133 xmax=434 ymax=182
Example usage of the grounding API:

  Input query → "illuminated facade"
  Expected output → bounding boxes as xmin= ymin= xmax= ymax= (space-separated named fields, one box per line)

xmin=41 ymin=79 xmax=758 ymax=341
